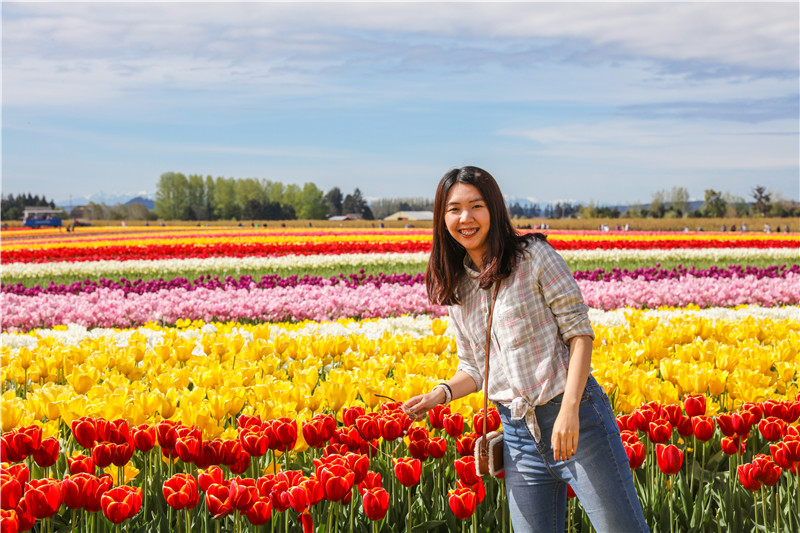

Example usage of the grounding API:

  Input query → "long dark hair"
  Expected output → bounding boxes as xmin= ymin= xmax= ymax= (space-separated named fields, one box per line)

xmin=425 ymin=166 xmax=546 ymax=305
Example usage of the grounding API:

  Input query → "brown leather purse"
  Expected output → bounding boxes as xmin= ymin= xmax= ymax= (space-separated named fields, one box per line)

xmin=475 ymin=281 xmax=504 ymax=477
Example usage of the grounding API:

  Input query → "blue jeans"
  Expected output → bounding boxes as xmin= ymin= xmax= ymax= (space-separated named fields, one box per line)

xmin=498 ymin=375 xmax=649 ymax=533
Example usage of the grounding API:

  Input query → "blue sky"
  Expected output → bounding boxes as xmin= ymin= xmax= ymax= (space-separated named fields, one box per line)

xmin=2 ymin=1 xmax=799 ymax=207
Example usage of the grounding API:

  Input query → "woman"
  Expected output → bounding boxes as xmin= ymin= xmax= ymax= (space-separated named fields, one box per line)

xmin=402 ymin=167 xmax=648 ymax=532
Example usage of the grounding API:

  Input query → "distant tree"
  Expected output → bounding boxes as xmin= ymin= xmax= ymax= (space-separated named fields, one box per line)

xmin=214 ymin=177 xmax=240 ymax=220
xmin=295 ymin=183 xmax=328 ymax=219
xmin=667 ymin=186 xmax=690 ymax=217
xmin=343 ymin=188 xmax=369 ymax=217
xmin=648 ymin=190 xmax=666 ymax=218
xmin=326 ymin=187 xmax=343 ymax=217
xmin=723 ymin=192 xmax=750 ymax=217
xmin=751 ymin=186 xmax=771 ymax=216
xmin=242 ymin=199 xmax=265 ymax=220
xmin=1 ymin=193 xmax=56 ymax=220
xmin=509 ymin=202 xmax=525 ymax=218
xmin=204 ymin=176 xmax=216 ymax=220
xmin=700 ymin=189 xmax=727 ymax=218
xmin=155 ymin=172 xmax=190 ymax=220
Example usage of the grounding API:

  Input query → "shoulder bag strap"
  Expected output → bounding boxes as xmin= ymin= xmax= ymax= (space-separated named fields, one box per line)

xmin=480 ymin=280 xmax=502 ymax=456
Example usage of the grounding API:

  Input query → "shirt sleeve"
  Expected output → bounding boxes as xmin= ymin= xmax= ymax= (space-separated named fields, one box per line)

xmin=534 ymin=241 xmax=595 ymax=342
xmin=449 ymin=305 xmax=484 ymax=391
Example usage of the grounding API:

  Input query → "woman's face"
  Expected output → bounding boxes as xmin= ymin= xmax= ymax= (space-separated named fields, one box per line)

xmin=444 ymin=182 xmax=491 ymax=268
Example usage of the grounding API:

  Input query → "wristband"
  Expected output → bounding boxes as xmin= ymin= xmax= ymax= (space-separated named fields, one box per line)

xmin=434 ymin=383 xmax=453 ymax=405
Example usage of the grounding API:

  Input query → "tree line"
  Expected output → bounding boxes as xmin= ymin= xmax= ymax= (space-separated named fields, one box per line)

xmin=154 ymin=173 xmax=375 ymax=221
xmin=1 ymin=193 xmax=58 ymax=221
xmin=3 ymin=178 xmax=797 ymax=223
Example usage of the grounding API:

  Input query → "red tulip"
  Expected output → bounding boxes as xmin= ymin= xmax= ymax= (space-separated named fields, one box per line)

xmin=738 ymin=463 xmax=761 ymax=491
xmin=344 ymin=453 xmax=369 ymax=485
xmin=319 ymin=464 xmax=354 ymax=502
xmin=16 ymin=426 xmax=42 ymax=457
xmin=197 ymin=439 xmax=225 ymax=468
xmin=457 ymin=479 xmax=485 ymax=504
xmin=270 ymin=418 xmax=298 ymax=452
xmin=13 ymin=497 xmax=34 ymax=532
xmin=633 ymin=407 xmax=658 ymax=433
xmin=287 ymin=484 xmax=311 ymax=513
xmin=683 ymin=394 xmax=706 ymax=417
xmin=342 ymin=406 xmax=365 ymax=426
xmin=656 ymin=444 xmax=683 ymax=475
xmin=245 ymin=496 xmax=272 ymax=526
xmin=256 ymin=475 xmax=277 ymax=498
xmin=784 ymin=435 xmax=800 ymax=461
xmin=277 ymin=470 xmax=305 ymax=488
xmin=355 ymin=414 xmax=381 ymax=442
xmin=85 ymin=475 xmax=113 ymax=513
xmin=0 ymin=434 xmax=24 ymax=463
xmin=732 ymin=411 xmax=755 ymax=436
xmin=770 ymin=442 xmax=794 ymax=469
xmin=61 ymin=473 xmax=99 ymax=510
xmin=473 ymin=408 xmax=501 ymax=434
xmin=24 ymin=478 xmax=62 ymax=519
xmin=357 ymin=471 xmax=383 ymax=495
xmin=0 ymin=509 xmax=18 ymax=533
xmin=443 ymin=413 xmax=465 ymax=438
xmin=101 ymin=485 xmax=142 ymax=524
xmin=448 ymin=487 xmax=477 ymax=519
xmin=67 ymin=453 xmax=96 ymax=476
xmin=620 ymin=430 xmax=640 ymax=445
xmin=302 ymin=414 xmax=337 ymax=448
xmin=428 ymin=437 xmax=447 ymax=459
xmin=175 ymin=436 xmax=202 ymax=463
xmin=691 ymin=416 xmax=715 ymax=442
xmin=198 ymin=466 xmax=226 ymax=492
xmin=111 ymin=442 xmax=134 ymax=467
xmin=1 ymin=473 xmax=22 ymax=510
xmin=91 ymin=442 xmax=113 ymax=468
xmin=427 ymin=405 xmax=451 ymax=430
xmin=456 ymin=433 xmax=478 ymax=457
xmin=240 ymin=429 xmax=269 ymax=457
xmin=393 ymin=458 xmax=421 ymax=487
xmin=616 ymin=414 xmax=637 ymax=433
xmin=721 ymin=436 xmax=746 ymax=456
xmin=408 ymin=438 xmax=429 ymax=461
xmin=647 ymin=419 xmax=672 ymax=444
xmin=362 ymin=487 xmax=389 ymax=520
xmin=269 ymin=481 xmax=292 ymax=512
xmin=715 ymin=413 xmax=737 ymax=438
xmin=675 ymin=416 xmax=693 ymax=438
xmin=204 ymin=483 xmax=232 ymax=518
xmin=758 ymin=417 xmax=786 ymax=442
xmin=132 ymin=424 xmax=156 ymax=452
xmin=32 ymin=437 xmax=59 ymax=468
xmin=155 ymin=420 xmax=178 ymax=451
xmin=163 ymin=473 xmax=199 ymax=510
xmin=752 ymin=455 xmax=782 ymax=487
xmin=228 ymin=477 xmax=258 ymax=511
xmin=742 ymin=402 xmax=763 ymax=424
xmin=299 ymin=511 xmax=314 ymax=533
xmin=379 ymin=415 xmax=404 ymax=442
xmin=623 ymin=441 xmax=646 ymax=470
xmin=454 ymin=456 xmax=481 ymax=486
xmin=660 ymin=405 xmax=682 ymax=427
xmin=236 ymin=414 xmax=262 ymax=431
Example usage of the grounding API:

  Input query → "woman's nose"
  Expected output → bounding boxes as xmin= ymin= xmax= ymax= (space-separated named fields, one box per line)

xmin=459 ymin=209 xmax=473 ymax=222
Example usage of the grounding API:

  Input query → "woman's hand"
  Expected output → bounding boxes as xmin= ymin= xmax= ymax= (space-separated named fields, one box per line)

xmin=551 ymin=405 xmax=580 ymax=461
xmin=402 ymin=388 xmax=446 ymax=422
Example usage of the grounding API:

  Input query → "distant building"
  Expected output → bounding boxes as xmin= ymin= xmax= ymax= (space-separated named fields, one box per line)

xmin=328 ymin=213 xmax=364 ymax=221
xmin=383 ymin=211 xmax=434 ymax=221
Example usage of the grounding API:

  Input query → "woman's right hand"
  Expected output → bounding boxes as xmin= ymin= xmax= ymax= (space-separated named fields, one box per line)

xmin=402 ymin=388 xmax=446 ymax=422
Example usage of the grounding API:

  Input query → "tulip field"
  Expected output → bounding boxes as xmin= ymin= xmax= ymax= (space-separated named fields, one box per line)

xmin=1 ymin=225 xmax=799 ymax=533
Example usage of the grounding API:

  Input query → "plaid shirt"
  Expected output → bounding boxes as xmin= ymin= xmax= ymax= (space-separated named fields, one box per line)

xmin=450 ymin=239 xmax=595 ymax=413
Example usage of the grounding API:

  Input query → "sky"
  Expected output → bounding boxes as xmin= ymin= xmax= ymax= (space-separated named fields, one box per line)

xmin=2 ymin=1 xmax=799 ymax=207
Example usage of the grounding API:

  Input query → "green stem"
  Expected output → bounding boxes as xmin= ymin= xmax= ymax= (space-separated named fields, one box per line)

xmin=407 ymin=485 xmax=412 ymax=533
xmin=776 ymin=487 xmax=780 ymax=533
xmin=761 ymin=486 xmax=767 ymax=533
xmin=326 ymin=501 xmax=333 ymax=533
xmin=668 ymin=484 xmax=673 ymax=533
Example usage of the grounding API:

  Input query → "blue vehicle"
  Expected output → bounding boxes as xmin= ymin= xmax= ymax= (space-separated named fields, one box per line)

xmin=23 ymin=207 xmax=63 ymax=228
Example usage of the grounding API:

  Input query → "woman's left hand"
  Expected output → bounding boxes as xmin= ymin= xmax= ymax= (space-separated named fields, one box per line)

xmin=551 ymin=406 xmax=580 ymax=461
